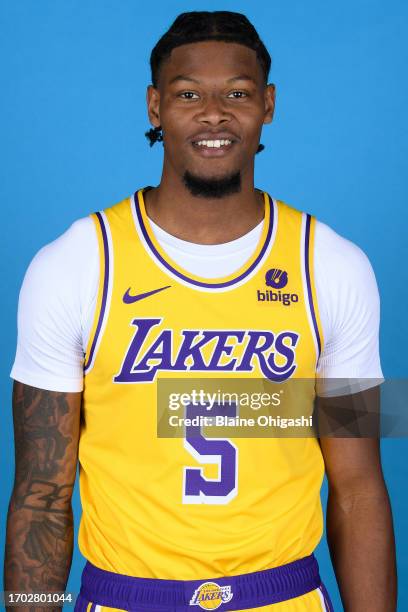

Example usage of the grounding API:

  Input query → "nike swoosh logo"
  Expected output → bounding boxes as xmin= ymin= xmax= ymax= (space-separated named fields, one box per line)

xmin=123 ymin=285 xmax=171 ymax=304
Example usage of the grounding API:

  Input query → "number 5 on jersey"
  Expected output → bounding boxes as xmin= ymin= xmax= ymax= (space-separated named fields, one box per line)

xmin=182 ymin=402 xmax=238 ymax=505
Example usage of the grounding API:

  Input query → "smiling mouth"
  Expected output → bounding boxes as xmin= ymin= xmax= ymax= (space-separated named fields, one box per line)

xmin=191 ymin=138 xmax=236 ymax=155
xmin=193 ymin=138 xmax=233 ymax=148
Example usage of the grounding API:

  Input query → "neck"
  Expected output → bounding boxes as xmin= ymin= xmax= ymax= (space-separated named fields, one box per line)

xmin=143 ymin=165 xmax=265 ymax=245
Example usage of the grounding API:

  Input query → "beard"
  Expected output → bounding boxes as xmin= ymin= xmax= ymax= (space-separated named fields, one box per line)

xmin=183 ymin=170 xmax=241 ymax=199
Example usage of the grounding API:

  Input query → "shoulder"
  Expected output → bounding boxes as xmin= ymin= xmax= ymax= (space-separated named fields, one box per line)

xmin=29 ymin=215 xmax=97 ymax=269
xmin=102 ymin=194 xmax=135 ymax=219
xmin=311 ymin=219 xmax=383 ymax=392
xmin=18 ymin=215 xmax=100 ymax=341
xmin=11 ymin=216 xmax=100 ymax=392
xmin=314 ymin=220 xmax=377 ymax=281
xmin=24 ymin=216 xmax=98 ymax=295
xmin=313 ymin=219 xmax=380 ymax=325
xmin=273 ymin=197 xmax=378 ymax=293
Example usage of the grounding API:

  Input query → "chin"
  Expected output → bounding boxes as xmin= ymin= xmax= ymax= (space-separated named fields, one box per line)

xmin=183 ymin=169 xmax=242 ymax=199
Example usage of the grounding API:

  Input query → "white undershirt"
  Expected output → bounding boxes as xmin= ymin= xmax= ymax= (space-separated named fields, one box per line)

xmin=10 ymin=209 xmax=384 ymax=396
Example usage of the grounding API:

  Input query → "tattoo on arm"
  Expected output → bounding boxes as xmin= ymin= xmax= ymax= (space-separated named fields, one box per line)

xmin=4 ymin=382 xmax=81 ymax=596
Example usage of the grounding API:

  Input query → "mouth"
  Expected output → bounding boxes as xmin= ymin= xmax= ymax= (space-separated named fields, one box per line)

xmin=190 ymin=135 xmax=238 ymax=157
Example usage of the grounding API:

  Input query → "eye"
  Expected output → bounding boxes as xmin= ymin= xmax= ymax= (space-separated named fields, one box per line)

xmin=179 ymin=91 xmax=200 ymax=100
xmin=227 ymin=91 xmax=248 ymax=99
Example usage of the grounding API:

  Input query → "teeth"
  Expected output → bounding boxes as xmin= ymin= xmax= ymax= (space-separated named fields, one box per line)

xmin=196 ymin=139 xmax=232 ymax=148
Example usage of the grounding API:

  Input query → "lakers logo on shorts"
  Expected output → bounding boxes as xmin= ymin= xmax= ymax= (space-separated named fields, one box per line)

xmin=189 ymin=581 xmax=233 ymax=609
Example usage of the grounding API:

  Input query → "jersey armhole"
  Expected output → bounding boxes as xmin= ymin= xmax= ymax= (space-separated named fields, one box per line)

xmin=83 ymin=211 xmax=113 ymax=374
xmin=302 ymin=213 xmax=325 ymax=368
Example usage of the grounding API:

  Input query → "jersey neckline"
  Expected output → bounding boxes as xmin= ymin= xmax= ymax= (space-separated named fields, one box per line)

xmin=131 ymin=187 xmax=276 ymax=290
xmin=149 ymin=216 xmax=263 ymax=257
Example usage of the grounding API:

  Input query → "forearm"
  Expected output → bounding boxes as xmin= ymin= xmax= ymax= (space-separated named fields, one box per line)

xmin=4 ymin=495 xmax=73 ymax=611
xmin=327 ymin=484 xmax=397 ymax=611
xmin=3 ymin=382 xmax=81 ymax=612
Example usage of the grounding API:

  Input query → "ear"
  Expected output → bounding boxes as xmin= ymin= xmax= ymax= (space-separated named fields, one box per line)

xmin=263 ymin=84 xmax=276 ymax=125
xmin=147 ymin=85 xmax=161 ymax=127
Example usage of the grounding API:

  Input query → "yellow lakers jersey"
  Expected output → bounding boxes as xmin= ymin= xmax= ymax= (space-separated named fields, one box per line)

xmin=78 ymin=188 xmax=325 ymax=579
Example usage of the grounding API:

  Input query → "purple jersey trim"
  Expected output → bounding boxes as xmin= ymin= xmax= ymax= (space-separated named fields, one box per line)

xmin=133 ymin=191 xmax=274 ymax=289
xmin=319 ymin=583 xmax=335 ymax=611
xmin=84 ymin=212 xmax=110 ymax=372
xmin=304 ymin=214 xmax=322 ymax=359
xmin=76 ymin=554 xmax=321 ymax=612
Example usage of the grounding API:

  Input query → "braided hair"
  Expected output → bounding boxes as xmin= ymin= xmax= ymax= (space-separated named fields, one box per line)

xmin=145 ymin=126 xmax=163 ymax=147
xmin=145 ymin=11 xmax=271 ymax=154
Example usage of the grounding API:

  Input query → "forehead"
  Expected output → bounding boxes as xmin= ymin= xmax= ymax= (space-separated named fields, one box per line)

xmin=158 ymin=41 xmax=263 ymax=85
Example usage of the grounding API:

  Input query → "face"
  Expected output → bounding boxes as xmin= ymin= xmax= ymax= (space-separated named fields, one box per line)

xmin=147 ymin=41 xmax=275 ymax=187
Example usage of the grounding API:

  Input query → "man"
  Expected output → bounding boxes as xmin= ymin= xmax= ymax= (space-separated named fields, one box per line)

xmin=5 ymin=11 xmax=396 ymax=612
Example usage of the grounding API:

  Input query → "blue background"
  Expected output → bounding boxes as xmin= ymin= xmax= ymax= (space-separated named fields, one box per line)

xmin=1 ymin=0 xmax=407 ymax=609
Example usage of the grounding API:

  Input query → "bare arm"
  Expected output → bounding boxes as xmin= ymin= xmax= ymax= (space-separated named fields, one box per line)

xmin=4 ymin=382 xmax=81 ymax=610
xmin=318 ymin=387 xmax=397 ymax=611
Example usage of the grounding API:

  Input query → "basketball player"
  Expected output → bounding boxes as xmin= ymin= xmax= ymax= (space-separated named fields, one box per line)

xmin=5 ymin=11 xmax=397 ymax=612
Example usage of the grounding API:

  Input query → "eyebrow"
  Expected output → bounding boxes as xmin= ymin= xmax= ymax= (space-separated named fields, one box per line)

xmin=168 ymin=75 xmax=200 ymax=85
xmin=227 ymin=75 xmax=257 ymax=83
xmin=168 ymin=74 xmax=257 ymax=85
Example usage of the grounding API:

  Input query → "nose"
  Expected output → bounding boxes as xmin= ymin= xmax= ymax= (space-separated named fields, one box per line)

xmin=196 ymin=93 xmax=232 ymax=126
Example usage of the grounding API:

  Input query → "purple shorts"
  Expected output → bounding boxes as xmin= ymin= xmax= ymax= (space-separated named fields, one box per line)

xmin=74 ymin=554 xmax=334 ymax=611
